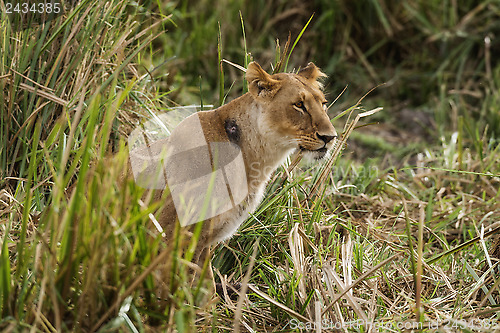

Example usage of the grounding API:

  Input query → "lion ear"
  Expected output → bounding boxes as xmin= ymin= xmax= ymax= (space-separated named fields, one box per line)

xmin=298 ymin=62 xmax=326 ymax=89
xmin=246 ymin=62 xmax=280 ymax=98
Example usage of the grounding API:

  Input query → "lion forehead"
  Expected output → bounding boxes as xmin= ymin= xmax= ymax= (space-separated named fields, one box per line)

xmin=268 ymin=76 xmax=324 ymax=104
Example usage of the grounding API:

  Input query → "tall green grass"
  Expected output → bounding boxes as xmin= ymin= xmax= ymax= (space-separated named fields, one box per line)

xmin=0 ymin=1 xmax=215 ymax=331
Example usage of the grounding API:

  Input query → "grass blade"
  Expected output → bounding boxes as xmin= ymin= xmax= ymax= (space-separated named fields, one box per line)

xmin=284 ymin=13 xmax=314 ymax=71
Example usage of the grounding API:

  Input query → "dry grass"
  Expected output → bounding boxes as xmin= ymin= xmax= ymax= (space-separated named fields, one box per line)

xmin=211 ymin=146 xmax=500 ymax=331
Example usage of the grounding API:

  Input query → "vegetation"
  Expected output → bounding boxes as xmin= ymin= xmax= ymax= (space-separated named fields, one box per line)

xmin=0 ymin=0 xmax=499 ymax=331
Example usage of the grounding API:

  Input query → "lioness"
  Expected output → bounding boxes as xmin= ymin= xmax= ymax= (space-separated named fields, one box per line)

xmin=129 ymin=61 xmax=337 ymax=265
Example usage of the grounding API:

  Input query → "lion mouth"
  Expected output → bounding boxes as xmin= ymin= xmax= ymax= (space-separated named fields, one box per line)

xmin=299 ymin=146 xmax=327 ymax=153
xmin=316 ymin=147 xmax=328 ymax=154
xmin=299 ymin=146 xmax=329 ymax=160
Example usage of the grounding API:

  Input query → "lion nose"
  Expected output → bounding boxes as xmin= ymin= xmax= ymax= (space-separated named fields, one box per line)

xmin=317 ymin=133 xmax=337 ymax=144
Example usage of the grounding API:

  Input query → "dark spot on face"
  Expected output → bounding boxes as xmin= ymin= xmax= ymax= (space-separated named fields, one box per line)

xmin=224 ymin=119 xmax=240 ymax=144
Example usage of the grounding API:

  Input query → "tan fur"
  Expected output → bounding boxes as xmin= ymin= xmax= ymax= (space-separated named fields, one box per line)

xmin=134 ymin=62 xmax=337 ymax=263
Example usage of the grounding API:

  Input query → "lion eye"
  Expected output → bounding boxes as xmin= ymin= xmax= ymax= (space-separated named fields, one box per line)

xmin=293 ymin=101 xmax=306 ymax=113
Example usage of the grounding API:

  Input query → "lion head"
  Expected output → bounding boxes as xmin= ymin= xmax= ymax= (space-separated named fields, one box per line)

xmin=246 ymin=61 xmax=337 ymax=160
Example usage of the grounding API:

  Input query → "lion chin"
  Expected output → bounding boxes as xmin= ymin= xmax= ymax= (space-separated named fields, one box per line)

xmin=300 ymin=146 xmax=330 ymax=161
